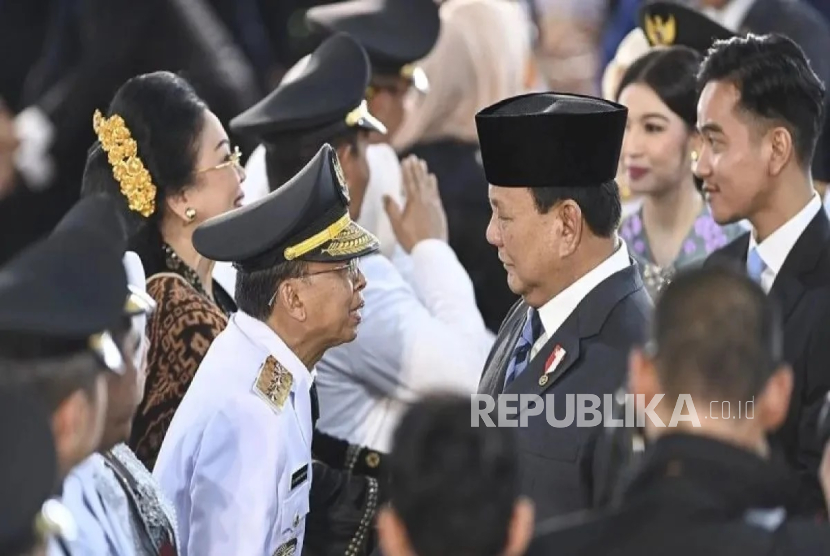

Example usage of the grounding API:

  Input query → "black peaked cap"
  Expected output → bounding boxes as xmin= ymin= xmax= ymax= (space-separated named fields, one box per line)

xmin=231 ymin=33 xmax=386 ymax=142
xmin=639 ymin=2 xmax=735 ymax=54
xmin=305 ymin=0 xmax=440 ymax=77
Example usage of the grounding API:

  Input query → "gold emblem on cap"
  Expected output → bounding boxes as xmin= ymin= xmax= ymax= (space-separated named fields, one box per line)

xmin=253 ymin=356 xmax=293 ymax=412
xmin=644 ymin=13 xmax=676 ymax=46
xmin=320 ymin=221 xmax=379 ymax=258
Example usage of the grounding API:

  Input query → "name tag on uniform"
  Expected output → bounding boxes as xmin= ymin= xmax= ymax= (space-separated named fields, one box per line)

xmin=290 ymin=464 xmax=309 ymax=490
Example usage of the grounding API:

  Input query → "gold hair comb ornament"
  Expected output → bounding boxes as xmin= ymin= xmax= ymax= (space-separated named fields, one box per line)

xmin=92 ymin=110 xmax=156 ymax=218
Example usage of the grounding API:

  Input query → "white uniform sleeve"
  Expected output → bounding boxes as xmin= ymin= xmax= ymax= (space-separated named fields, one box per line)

xmin=187 ymin=399 xmax=283 ymax=556
xmin=351 ymin=241 xmax=493 ymax=399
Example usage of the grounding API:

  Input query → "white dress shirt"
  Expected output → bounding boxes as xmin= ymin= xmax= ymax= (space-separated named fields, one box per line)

xmin=153 ymin=312 xmax=314 ymax=556
xmin=747 ymin=193 xmax=822 ymax=293
xmin=531 ymin=240 xmax=632 ymax=359
xmin=315 ymin=240 xmax=494 ymax=452
xmin=701 ymin=0 xmax=758 ymax=31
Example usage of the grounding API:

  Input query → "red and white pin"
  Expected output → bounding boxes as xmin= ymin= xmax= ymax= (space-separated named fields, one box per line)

xmin=539 ymin=345 xmax=567 ymax=386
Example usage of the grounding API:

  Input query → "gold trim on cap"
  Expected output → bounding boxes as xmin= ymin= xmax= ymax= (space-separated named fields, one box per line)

xmin=88 ymin=331 xmax=123 ymax=372
xmin=644 ymin=13 xmax=676 ymax=46
xmin=125 ymin=284 xmax=156 ymax=315
xmin=284 ymin=214 xmax=353 ymax=261
xmin=401 ymin=64 xmax=430 ymax=93
xmin=345 ymin=100 xmax=370 ymax=127
xmin=320 ymin=222 xmax=379 ymax=258
xmin=345 ymin=100 xmax=388 ymax=134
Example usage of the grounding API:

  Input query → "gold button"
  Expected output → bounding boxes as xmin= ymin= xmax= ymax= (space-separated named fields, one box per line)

xmin=538 ymin=375 xmax=548 ymax=386
xmin=365 ymin=452 xmax=381 ymax=468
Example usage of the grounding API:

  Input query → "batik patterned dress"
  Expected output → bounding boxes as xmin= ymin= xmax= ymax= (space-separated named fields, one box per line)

xmin=619 ymin=204 xmax=745 ymax=298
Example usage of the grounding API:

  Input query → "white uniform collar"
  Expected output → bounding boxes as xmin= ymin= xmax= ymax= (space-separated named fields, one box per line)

xmin=231 ymin=311 xmax=314 ymax=394
xmin=536 ymin=239 xmax=631 ymax=337
xmin=748 ymin=192 xmax=822 ymax=276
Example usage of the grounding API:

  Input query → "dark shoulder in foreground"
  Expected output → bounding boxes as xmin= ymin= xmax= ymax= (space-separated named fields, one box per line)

xmin=526 ymin=506 xmax=830 ymax=556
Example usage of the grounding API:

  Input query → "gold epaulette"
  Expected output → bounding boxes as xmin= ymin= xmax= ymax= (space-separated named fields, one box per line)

xmin=253 ymin=355 xmax=293 ymax=412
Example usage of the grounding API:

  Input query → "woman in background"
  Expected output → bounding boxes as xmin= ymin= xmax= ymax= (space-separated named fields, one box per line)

xmin=616 ymin=46 xmax=743 ymax=298
xmin=82 ymin=71 xmax=245 ymax=469
xmin=392 ymin=0 xmax=532 ymax=332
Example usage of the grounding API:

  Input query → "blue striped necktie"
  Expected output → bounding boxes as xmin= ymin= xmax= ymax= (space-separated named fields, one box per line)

xmin=504 ymin=309 xmax=544 ymax=388
xmin=747 ymin=247 xmax=767 ymax=285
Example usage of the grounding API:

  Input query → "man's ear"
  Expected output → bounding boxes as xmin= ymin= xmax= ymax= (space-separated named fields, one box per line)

xmin=504 ymin=497 xmax=535 ymax=556
xmin=628 ymin=346 xmax=659 ymax=400
xmin=274 ymin=280 xmax=307 ymax=322
xmin=377 ymin=506 xmax=415 ymax=556
xmin=755 ymin=364 xmax=793 ymax=433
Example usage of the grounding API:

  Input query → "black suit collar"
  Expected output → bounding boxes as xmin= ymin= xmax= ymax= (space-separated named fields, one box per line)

xmin=709 ymin=211 xmax=830 ymax=320
xmin=769 ymin=210 xmax=830 ymax=319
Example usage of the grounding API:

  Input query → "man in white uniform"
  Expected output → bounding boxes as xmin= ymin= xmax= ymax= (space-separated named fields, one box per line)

xmin=229 ymin=29 xmax=493 ymax=479
xmin=153 ymin=144 xmax=380 ymax=556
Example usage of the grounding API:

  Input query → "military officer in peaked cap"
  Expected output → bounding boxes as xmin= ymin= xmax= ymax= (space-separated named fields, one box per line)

xmin=0 ymin=388 xmax=76 ymax=556
xmin=305 ymin=0 xmax=439 ymax=139
xmin=154 ymin=143 xmax=380 ymax=556
xmin=303 ymin=0 xmax=442 ymax=264
xmin=0 ymin=197 xmax=139 ymax=484
xmin=214 ymin=31 xmax=387 ymax=287
xmin=228 ymin=26 xmax=490 ymax=487
xmin=476 ymin=92 xmax=652 ymax=521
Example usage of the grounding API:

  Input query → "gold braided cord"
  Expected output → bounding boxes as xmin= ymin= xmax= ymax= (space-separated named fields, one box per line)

xmin=283 ymin=213 xmax=352 ymax=261
xmin=92 ymin=110 xmax=156 ymax=218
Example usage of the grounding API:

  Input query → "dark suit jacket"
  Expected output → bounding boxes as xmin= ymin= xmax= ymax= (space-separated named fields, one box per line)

xmin=527 ymin=434 xmax=830 ymax=556
xmin=705 ymin=209 xmax=830 ymax=516
xmin=741 ymin=0 xmax=830 ymax=182
xmin=478 ymin=263 xmax=651 ymax=521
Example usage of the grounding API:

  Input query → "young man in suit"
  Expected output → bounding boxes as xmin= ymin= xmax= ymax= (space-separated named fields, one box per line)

xmin=697 ymin=33 xmax=830 ymax=516
xmin=475 ymin=92 xmax=652 ymax=521
xmin=697 ymin=0 xmax=830 ymax=192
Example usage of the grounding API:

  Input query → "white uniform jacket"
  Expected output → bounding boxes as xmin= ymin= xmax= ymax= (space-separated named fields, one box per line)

xmin=153 ymin=311 xmax=314 ymax=556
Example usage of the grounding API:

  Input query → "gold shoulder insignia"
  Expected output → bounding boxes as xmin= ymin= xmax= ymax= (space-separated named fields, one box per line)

xmin=253 ymin=356 xmax=293 ymax=412
xmin=644 ymin=14 xmax=676 ymax=47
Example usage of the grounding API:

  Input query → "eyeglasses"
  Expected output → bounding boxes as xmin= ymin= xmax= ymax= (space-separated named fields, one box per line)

xmin=304 ymin=258 xmax=361 ymax=283
xmin=196 ymin=146 xmax=243 ymax=175
xmin=268 ymin=259 xmax=361 ymax=307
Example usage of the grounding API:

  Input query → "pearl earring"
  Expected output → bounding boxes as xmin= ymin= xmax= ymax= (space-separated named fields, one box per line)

xmin=185 ymin=208 xmax=196 ymax=221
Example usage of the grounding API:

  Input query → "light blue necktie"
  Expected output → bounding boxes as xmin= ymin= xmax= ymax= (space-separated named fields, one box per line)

xmin=504 ymin=309 xmax=544 ymax=388
xmin=747 ymin=247 xmax=767 ymax=284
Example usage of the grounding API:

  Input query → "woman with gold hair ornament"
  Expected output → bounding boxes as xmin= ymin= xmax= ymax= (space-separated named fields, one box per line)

xmin=82 ymin=71 xmax=246 ymax=470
